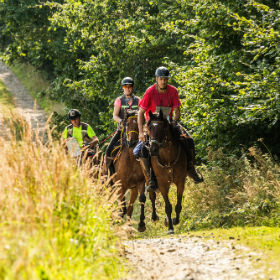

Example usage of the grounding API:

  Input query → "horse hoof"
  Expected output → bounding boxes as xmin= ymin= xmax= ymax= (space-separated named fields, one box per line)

xmin=152 ymin=214 xmax=159 ymax=222
xmin=168 ymin=229 xmax=174 ymax=235
xmin=138 ymin=224 xmax=146 ymax=232
xmin=172 ymin=218 xmax=179 ymax=225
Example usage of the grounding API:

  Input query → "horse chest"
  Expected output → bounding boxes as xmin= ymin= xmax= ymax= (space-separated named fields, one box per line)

xmin=152 ymin=145 xmax=183 ymax=184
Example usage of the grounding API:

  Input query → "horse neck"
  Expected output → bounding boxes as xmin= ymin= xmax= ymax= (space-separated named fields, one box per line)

xmin=158 ymin=125 xmax=179 ymax=161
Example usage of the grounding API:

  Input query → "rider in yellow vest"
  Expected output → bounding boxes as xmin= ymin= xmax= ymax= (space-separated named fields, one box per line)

xmin=62 ymin=109 xmax=98 ymax=157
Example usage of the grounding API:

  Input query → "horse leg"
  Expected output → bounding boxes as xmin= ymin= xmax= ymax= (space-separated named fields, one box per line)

xmin=149 ymin=191 xmax=159 ymax=221
xmin=138 ymin=186 xmax=146 ymax=232
xmin=127 ymin=188 xmax=138 ymax=219
xmin=161 ymin=190 xmax=174 ymax=234
xmin=173 ymin=183 xmax=185 ymax=225
xmin=117 ymin=188 xmax=127 ymax=218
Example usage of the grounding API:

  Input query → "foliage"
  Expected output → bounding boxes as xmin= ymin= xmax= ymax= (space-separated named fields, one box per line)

xmin=170 ymin=0 xmax=280 ymax=158
xmin=180 ymin=147 xmax=280 ymax=230
xmin=1 ymin=0 xmax=280 ymax=158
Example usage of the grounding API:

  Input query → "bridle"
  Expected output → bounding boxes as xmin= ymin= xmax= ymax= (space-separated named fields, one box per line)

xmin=149 ymin=120 xmax=168 ymax=148
xmin=125 ymin=115 xmax=139 ymax=141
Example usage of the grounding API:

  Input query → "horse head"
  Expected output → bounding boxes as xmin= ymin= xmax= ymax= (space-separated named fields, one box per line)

xmin=124 ymin=109 xmax=139 ymax=148
xmin=148 ymin=110 xmax=169 ymax=156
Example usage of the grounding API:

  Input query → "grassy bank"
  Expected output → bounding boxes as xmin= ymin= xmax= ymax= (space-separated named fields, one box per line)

xmin=8 ymin=61 xmax=65 ymax=114
xmin=0 ymin=117 xmax=127 ymax=279
xmin=0 ymin=79 xmax=14 ymax=112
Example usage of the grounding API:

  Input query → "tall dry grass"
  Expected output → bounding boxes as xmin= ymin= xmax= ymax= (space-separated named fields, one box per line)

xmin=0 ymin=115 xmax=127 ymax=279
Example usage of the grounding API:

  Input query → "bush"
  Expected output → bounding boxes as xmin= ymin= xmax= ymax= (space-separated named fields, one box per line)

xmin=179 ymin=147 xmax=280 ymax=230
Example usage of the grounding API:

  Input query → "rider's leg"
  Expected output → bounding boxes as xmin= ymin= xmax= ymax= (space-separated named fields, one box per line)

xmin=104 ymin=130 xmax=121 ymax=175
xmin=133 ymin=139 xmax=158 ymax=192
xmin=139 ymin=156 xmax=158 ymax=192
xmin=174 ymin=123 xmax=203 ymax=183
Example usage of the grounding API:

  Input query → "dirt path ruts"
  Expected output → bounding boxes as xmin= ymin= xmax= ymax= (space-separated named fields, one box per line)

xmin=0 ymin=61 xmax=47 ymax=133
xmin=124 ymin=236 xmax=267 ymax=280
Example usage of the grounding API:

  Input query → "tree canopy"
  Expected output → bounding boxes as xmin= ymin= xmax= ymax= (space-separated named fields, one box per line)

xmin=1 ymin=0 xmax=279 ymax=159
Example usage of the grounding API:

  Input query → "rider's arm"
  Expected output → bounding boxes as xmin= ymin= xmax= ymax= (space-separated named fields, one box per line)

xmin=88 ymin=135 xmax=99 ymax=147
xmin=113 ymin=105 xmax=122 ymax=124
xmin=138 ymin=107 xmax=146 ymax=142
xmin=85 ymin=125 xmax=98 ymax=148
xmin=173 ymin=107 xmax=181 ymax=122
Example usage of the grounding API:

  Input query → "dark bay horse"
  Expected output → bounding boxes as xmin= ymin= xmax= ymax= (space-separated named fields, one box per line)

xmin=113 ymin=110 xmax=158 ymax=231
xmin=147 ymin=110 xmax=188 ymax=234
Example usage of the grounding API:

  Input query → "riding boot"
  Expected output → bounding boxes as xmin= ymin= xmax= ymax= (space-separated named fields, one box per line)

xmin=139 ymin=157 xmax=158 ymax=192
xmin=186 ymin=147 xmax=204 ymax=184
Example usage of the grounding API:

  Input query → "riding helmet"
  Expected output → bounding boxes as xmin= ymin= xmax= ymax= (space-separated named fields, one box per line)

xmin=155 ymin=66 xmax=170 ymax=78
xmin=68 ymin=109 xmax=81 ymax=120
xmin=121 ymin=77 xmax=134 ymax=86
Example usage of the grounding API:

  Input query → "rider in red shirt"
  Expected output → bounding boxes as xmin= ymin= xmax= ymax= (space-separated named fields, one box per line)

xmin=137 ymin=66 xmax=203 ymax=192
xmin=140 ymin=83 xmax=181 ymax=121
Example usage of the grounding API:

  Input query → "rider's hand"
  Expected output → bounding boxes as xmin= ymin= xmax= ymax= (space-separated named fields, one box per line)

xmin=119 ymin=120 xmax=124 ymax=128
xmin=171 ymin=120 xmax=178 ymax=126
xmin=139 ymin=132 xmax=145 ymax=142
xmin=82 ymin=144 xmax=89 ymax=150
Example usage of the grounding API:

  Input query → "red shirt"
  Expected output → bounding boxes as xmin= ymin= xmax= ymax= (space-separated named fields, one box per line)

xmin=139 ymin=84 xmax=181 ymax=120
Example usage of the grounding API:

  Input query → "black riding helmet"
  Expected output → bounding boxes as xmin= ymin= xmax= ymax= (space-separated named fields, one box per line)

xmin=68 ymin=109 xmax=81 ymax=120
xmin=121 ymin=77 xmax=134 ymax=86
xmin=155 ymin=66 xmax=170 ymax=78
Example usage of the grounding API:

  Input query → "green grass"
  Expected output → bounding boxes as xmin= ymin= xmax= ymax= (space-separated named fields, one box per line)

xmin=0 ymin=80 xmax=15 ymax=112
xmin=9 ymin=61 xmax=65 ymax=114
xmin=187 ymin=227 xmax=280 ymax=278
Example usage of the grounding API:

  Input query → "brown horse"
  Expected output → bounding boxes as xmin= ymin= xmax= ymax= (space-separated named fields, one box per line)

xmin=113 ymin=110 xmax=158 ymax=231
xmin=147 ymin=110 xmax=188 ymax=234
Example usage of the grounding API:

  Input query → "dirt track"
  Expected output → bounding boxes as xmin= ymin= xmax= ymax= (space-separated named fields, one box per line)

xmin=0 ymin=60 xmax=270 ymax=280
xmin=123 ymin=235 xmax=268 ymax=280
xmin=0 ymin=61 xmax=47 ymax=133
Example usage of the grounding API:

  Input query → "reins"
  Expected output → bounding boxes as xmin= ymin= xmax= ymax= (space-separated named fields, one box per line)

xmin=126 ymin=115 xmax=139 ymax=140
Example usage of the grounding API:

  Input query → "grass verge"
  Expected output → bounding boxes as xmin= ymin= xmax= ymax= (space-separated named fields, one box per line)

xmin=0 ymin=116 xmax=128 ymax=279
xmin=187 ymin=226 xmax=280 ymax=279
xmin=8 ymin=61 xmax=65 ymax=114
xmin=0 ymin=79 xmax=14 ymax=112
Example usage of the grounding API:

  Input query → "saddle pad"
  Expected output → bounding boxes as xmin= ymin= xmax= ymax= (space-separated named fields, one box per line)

xmin=66 ymin=137 xmax=81 ymax=158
